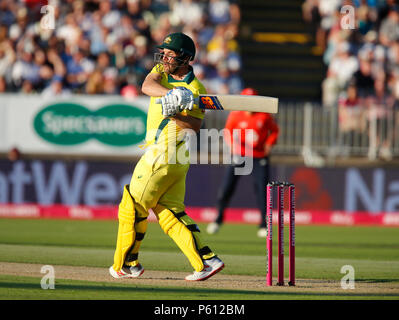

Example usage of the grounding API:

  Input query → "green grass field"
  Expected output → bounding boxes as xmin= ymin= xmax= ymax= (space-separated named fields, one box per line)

xmin=0 ymin=218 xmax=398 ymax=301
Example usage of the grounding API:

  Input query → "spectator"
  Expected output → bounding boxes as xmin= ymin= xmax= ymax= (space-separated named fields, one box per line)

xmin=65 ymin=49 xmax=90 ymax=91
xmin=379 ymin=5 xmax=399 ymax=46
xmin=56 ymin=13 xmax=81 ymax=47
xmin=387 ymin=40 xmax=399 ymax=73
xmin=388 ymin=69 xmax=399 ymax=151
xmin=317 ymin=0 xmax=342 ymax=51
xmin=21 ymin=79 xmax=34 ymax=93
xmin=71 ymin=0 xmax=87 ymax=31
xmin=89 ymin=12 xmax=109 ymax=55
xmin=323 ymin=28 xmax=350 ymax=65
xmin=0 ymin=40 xmax=16 ymax=83
xmin=148 ymin=0 xmax=170 ymax=15
xmin=96 ymin=51 xmax=113 ymax=73
xmin=388 ymin=68 xmax=399 ymax=102
xmin=0 ymin=0 xmax=243 ymax=96
xmin=150 ymin=12 xmax=173 ymax=44
xmin=126 ymin=0 xmax=152 ymax=37
xmin=35 ymin=49 xmax=54 ymax=90
xmin=193 ymin=63 xmax=211 ymax=92
xmin=322 ymin=42 xmax=359 ymax=106
xmin=8 ymin=7 xmax=28 ymax=43
xmin=302 ymin=0 xmax=324 ymax=51
xmin=99 ymin=1 xmax=121 ymax=30
xmin=371 ymin=44 xmax=388 ymax=80
xmin=171 ymin=0 xmax=204 ymax=29
xmin=207 ymin=62 xmax=230 ymax=94
xmin=357 ymin=3 xmax=377 ymax=35
xmin=11 ymin=51 xmax=41 ymax=88
xmin=207 ymin=25 xmax=237 ymax=66
xmin=46 ymin=48 xmax=66 ymax=78
xmin=353 ymin=58 xmax=375 ymax=97
xmin=208 ymin=0 xmax=240 ymax=25
xmin=209 ymin=60 xmax=243 ymax=94
xmin=85 ymin=69 xmax=104 ymax=94
xmin=103 ymin=68 xmax=119 ymax=94
xmin=377 ymin=0 xmax=398 ymax=26
xmin=41 ymin=75 xmax=71 ymax=99
xmin=367 ymin=79 xmax=395 ymax=160
xmin=111 ymin=14 xmax=136 ymax=44
xmin=305 ymin=0 xmax=399 ymax=160
xmin=357 ymin=30 xmax=378 ymax=63
xmin=0 ymin=0 xmax=16 ymax=27
xmin=338 ymin=83 xmax=367 ymax=154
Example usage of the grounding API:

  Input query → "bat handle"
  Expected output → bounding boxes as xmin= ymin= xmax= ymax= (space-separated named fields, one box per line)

xmin=156 ymin=97 xmax=200 ymax=105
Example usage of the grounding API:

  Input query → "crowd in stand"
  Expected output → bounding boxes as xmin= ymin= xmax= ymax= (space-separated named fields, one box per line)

xmin=303 ymin=0 xmax=399 ymax=160
xmin=0 ymin=0 xmax=243 ymax=98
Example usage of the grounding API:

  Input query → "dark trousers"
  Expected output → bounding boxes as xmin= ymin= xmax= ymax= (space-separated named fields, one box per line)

xmin=215 ymin=157 xmax=270 ymax=228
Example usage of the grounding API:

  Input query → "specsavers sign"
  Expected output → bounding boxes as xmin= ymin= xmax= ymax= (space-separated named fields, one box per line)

xmin=0 ymin=95 xmax=149 ymax=156
xmin=33 ymin=103 xmax=146 ymax=146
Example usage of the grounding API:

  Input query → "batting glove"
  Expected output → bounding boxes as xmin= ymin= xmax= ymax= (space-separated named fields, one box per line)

xmin=158 ymin=91 xmax=180 ymax=116
xmin=173 ymin=86 xmax=194 ymax=111
xmin=156 ymin=87 xmax=194 ymax=117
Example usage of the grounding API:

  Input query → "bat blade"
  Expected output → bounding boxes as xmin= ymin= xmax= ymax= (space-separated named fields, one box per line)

xmin=196 ymin=95 xmax=278 ymax=113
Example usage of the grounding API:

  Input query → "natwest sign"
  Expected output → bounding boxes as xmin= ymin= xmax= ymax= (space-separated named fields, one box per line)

xmin=0 ymin=160 xmax=398 ymax=217
xmin=344 ymin=168 xmax=399 ymax=213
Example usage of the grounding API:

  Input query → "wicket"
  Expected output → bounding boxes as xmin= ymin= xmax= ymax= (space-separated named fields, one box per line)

xmin=266 ymin=181 xmax=295 ymax=286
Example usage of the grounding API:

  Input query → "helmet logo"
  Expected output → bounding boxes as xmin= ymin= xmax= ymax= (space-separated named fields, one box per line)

xmin=164 ymin=37 xmax=171 ymax=44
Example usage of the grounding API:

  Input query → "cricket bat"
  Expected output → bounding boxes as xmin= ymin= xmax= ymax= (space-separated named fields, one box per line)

xmin=196 ymin=94 xmax=278 ymax=113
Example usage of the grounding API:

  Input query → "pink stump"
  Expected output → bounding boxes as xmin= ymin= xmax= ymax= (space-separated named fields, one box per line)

xmin=266 ymin=184 xmax=273 ymax=286
xmin=277 ymin=184 xmax=284 ymax=286
xmin=289 ymin=185 xmax=296 ymax=286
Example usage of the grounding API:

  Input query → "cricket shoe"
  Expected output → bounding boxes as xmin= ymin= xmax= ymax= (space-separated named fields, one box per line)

xmin=206 ymin=222 xmax=220 ymax=234
xmin=109 ymin=264 xmax=144 ymax=279
xmin=185 ymin=257 xmax=224 ymax=281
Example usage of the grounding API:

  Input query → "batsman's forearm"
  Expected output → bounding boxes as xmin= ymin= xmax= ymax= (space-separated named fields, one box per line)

xmin=142 ymin=74 xmax=170 ymax=97
xmin=142 ymin=82 xmax=170 ymax=97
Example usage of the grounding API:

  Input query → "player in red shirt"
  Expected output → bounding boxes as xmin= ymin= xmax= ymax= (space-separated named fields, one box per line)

xmin=207 ymin=88 xmax=280 ymax=237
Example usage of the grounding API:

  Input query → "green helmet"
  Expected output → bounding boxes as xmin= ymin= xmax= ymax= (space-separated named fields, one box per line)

xmin=156 ymin=32 xmax=196 ymax=61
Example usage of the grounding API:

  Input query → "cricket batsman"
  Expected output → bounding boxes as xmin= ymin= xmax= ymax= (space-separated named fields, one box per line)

xmin=109 ymin=32 xmax=225 ymax=281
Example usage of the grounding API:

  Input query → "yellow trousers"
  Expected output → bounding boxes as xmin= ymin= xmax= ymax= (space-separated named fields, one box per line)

xmin=112 ymin=139 xmax=215 ymax=272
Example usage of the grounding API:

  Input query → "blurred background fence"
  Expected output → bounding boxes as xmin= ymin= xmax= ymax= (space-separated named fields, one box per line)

xmin=204 ymin=101 xmax=399 ymax=165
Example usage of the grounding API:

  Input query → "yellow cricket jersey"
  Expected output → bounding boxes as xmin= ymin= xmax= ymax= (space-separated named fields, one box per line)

xmin=145 ymin=64 xmax=207 ymax=144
